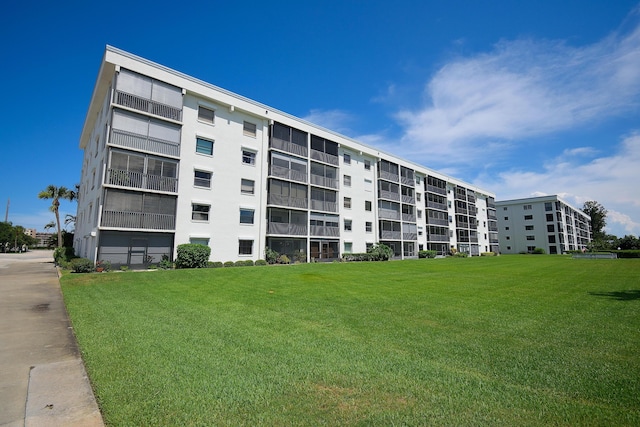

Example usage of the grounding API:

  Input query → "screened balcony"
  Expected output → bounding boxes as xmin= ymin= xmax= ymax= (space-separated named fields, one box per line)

xmin=115 ymin=90 xmax=182 ymax=121
xmin=267 ymin=193 xmax=308 ymax=209
xmin=114 ymin=68 xmax=183 ymax=121
xmin=310 ymin=162 xmax=339 ymax=189
xmin=403 ymin=223 xmax=417 ymax=240
xmin=106 ymin=150 xmax=178 ymax=193
xmin=110 ymin=109 xmax=181 ymax=157
xmin=101 ymin=189 xmax=176 ymax=231
xmin=110 ymin=129 xmax=180 ymax=158
xmin=378 ymin=160 xmax=399 ymax=182
xmin=380 ymin=221 xmax=401 ymax=240
xmin=378 ymin=181 xmax=400 ymax=201
xmin=267 ymin=180 xmax=308 ymax=209
xmin=310 ymin=188 xmax=337 ymax=213
xmin=310 ymin=135 xmax=339 ymax=166
xmin=427 ymin=176 xmax=447 ymax=195
xmin=106 ymin=169 xmax=178 ymax=193
xmin=271 ymin=122 xmax=308 ymax=157
xmin=378 ymin=200 xmax=400 ymax=220
xmin=101 ymin=210 xmax=175 ymax=230
xmin=400 ymin=166 xmax=415 ymax=186
xmin=401 ymin=187 xmax=415 ymax=204
xmin=270 ymin=152 xmax=308 ymax=183
xmin=267 ymin=209 xmax=307 ymax=236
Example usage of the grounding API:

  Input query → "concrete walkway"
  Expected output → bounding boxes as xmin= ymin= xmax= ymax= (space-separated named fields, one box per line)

xmin=0 ymin=251 xmax=103 ymax=427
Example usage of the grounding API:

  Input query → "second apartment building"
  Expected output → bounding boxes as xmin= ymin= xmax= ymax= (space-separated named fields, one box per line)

xmin=75 ymin=46 xmax=499 ymax=267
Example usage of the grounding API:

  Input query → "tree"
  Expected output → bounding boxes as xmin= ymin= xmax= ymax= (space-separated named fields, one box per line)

xmin=38 ymin=185 xmax=76 ymax=248
xmin=582 ymin=201 xmax=607 ymax=241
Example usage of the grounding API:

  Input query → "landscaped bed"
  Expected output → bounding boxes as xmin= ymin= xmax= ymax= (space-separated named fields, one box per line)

xmin=61 ymin=255 xmax=640 ymax=425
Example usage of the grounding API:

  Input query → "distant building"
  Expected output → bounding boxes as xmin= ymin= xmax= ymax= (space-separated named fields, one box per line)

xmin=74 ymin=46 xmax=499 ymax=268
xmin=24 ymin=228 xmax=37 ymax=239
xmin=496 ymin=195 xmax=591 ymax=254
xmin=35 ymin=232 xmax=54 ymax=247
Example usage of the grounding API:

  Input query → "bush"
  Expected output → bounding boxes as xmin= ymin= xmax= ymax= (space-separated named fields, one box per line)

xmin=158 ymin=255 xmax=173 ymax=270
xmin=532 ymin=247 xmax=546 ymax=254
xmin=264 ymin=247 xmax=279 ymax=265
xmin=342 ymin=253 xmax=375 ymax=262
xmin=69 ymin=258 xmax=94 ymax=273
xmin=207 ymin=261 xmax=224 ymax=268
xmin=234 ymin=260 xmax=254 ymax=267
xmin=612 ymin=250 xmax=640 ymax=258
xmin=54 ymin=246 xmax=76 ymax=265
xmin=277 ymin=255 xmax=291 ymax=264
xmin=175 ymin=244 xmax=211 ymax=269
xmin=418 ymin=250 xmax=437 ymax=259
xmin=453 ymin=252 xmax=468 ymax=258
xmin=255 ymin=259 xmax=268 ymax=266
xmin=224 ymin=261 xmax=235 ymax=268
xmin=367 ymin=244 xmax=394 ymax=261
xmin=481 ymin=252 xmax=496 ymax=257
xmin=244 ymin=260 xmax=255 ymax=266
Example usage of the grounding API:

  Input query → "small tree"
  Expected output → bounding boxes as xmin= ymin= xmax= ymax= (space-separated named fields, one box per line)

xmin=38 ymin=185 xmax=76 ymax=248
xmin=582 ymin=201 xmax=607 ymax=241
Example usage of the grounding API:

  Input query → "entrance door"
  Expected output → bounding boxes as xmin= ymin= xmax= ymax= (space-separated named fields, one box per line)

xmin=129 ymin=238 xmax=148 ymax=266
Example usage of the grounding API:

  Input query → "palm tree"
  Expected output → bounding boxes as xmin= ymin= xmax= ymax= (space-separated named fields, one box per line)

xmin=38 ymin=185 xmax=76 ymax=248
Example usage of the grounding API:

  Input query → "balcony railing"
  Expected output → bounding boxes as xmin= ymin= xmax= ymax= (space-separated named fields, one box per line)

xmin=267 ymin=194 xmax=308 ymax=209
xmin=402 ymin=213 xmax=416 ymax=222
xmin=106 ymin=169 xmax=178 ymax=193
xmin=310 ymin=199 xmax=338 ymax=213
xmin=403 ymin=233 xmax=418 ymax=240
xmin=101 ymin=210 xmax=175 ymax=230
xmin=378 ymin=208 xmax=400 ymax=220
xmin=310 ymin=174 xmax=339 ymax=189
xmin=402 ymin=195 xmax=415 ymax=204
xmin=270 ymin=137 xmax=308 ymax=157
xmin=114 ymin=90 xmax=182 ymax=121
xmin=380 ymin=230 xmax=402 ymax=240
xmin=267 ymin=222 xmax=307 ymax=235
xmin=428 ymin=234 xmax=449 ymax=242
xmin=110 ymin=129 xmax=180 ymax=158
xmin=400 ymin=175 xmax=415 ymax=186
xmin=457 ymin=221 xmax=470 ymax=228
xmin=427 ymin=217 xmax=449 ymax=227
xmin=310 ymin=149 xmax=339 ymax=166
xmin=426 ymin=184 xmax=447 ymax=195
xmin=379 ymin=190 xmax=400 ymax=201
xmin=456 ymin=206 xmax=468 ymax=215
xmin=455 ymin=191 xmax=467 ymax=201
xmin=427 ymin=201 xmax=447 ymax=211
xmin=269 ymin=165 xmax=307 ymax=183
xmin=310 ymin=225 xmax=340 ymax=237
xmin=379 ymin=171 xmax=399 ymax=182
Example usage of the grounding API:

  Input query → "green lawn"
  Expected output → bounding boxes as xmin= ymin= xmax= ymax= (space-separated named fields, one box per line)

xmin=61 ymin=256 xmax=640 ymax=426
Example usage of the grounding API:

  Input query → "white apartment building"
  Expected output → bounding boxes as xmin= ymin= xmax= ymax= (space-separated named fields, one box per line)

xmin=75 ymin=46 xmax=499 ymax=268
xmin=496 ymin=195 xmax=591 ymax=254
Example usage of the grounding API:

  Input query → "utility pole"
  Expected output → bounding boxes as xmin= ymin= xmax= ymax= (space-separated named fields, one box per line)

xmin=4 ymin=198 xmax=8 ymax=223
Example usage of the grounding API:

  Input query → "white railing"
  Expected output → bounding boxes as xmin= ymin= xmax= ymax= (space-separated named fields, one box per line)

xmin=400 ymin=175 xmax=415 ymax=186
xmin=114 ymin=90 xmax=182 ymax=121
xmin=428 ymin=235 xmax=449 ymax=242
xmin=310 ymin=225 xmax=340 ymax=237
xmin=379 ymin=190 xmax=400 ymax=201
xmin=402 ymin=195 xmax=415 ymax=204
xmin=267 ymin=222 xmax=307 ymax=235
xmin=270 ymin=137 xmax=308 ymax=157
xmin=310 ymin=149 xmax=339 ymax=166
xmin=310 ymin=174 xmax=339 ymax=189
xmin=427 ymin=201 xmax=447 ymax=211
xmin=402 ymin=213 xmax=416 ymax=222
xmin=110 ymin=129 xmax=180 ymax=157
xmin=378 ymin=209 xmax=400 ymax=220
xmin=269 ymin=165 xmax=308 ymax=183
xmin=310 ymin=199 xmax=338 ymax=212
xmin=380 ymin=230 xmax=402 ymax=240
xmin=379 ymin=171 xmax=399 ymax=182
xmin=267 ymin=194 xmax=308 ymax=209
xmin=427 ymin=184 xmax=447 ymax=195
xmin=101 ymin=210 xmax=175 ymax=230
xmin=403 ymin=233 xmax=418 ymax=240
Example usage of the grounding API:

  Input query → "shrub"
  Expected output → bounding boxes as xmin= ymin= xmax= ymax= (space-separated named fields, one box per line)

xmin=54 ymin=246 xmax=76 ymax=265
xmin=224 ymin=261 xmax=235 ymax=268
xmin=612 ymin=250 xmax=640 ymax=258
xmin=481 ymin=252 xmax=496 ymax=257
xmin=69 ymin=258 xmax=94 ymax=273
xmin=264 ymin=247 xmax=279 ymax=265
xmin=532 ymin=247 xmax=546 ymax=254
xmin=158 ymin=255 xmax=173 ymax=270
xmin=207 ymin=261 xmax=224 ymax=268
xmin=255 ymin=259 xmax=268 ymax=266
xmin=342 ymin=253 xmax=375 ymax=262
xmin=244 ymin=260 xmax=255 ymax=266
xmin=277 ymin=255 xmax=291 ymax=264
xmin=418 ymin=250 xmax=437 ymax=259
xmin=120 ymin=265 xmax=130 ymax=271
xmin=175 ymin=244 xmax=211 ymax=269
xmin=367 ymin=244 xmax=394 ymax=261
xmin=454 ymin=252 xmax=468 ymax=258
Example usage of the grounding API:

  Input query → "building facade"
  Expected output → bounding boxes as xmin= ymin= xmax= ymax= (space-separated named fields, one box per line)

xmin=496 ymin=195 xmax=591 ymax=254
xmin=75 ymin=46 xmax=499 ymax=268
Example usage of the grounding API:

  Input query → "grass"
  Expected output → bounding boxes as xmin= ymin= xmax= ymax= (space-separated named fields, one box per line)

xmin=61 ymin=255 xmax=640 ymax=426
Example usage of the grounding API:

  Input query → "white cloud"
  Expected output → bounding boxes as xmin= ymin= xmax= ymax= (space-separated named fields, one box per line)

xmin=391 ymin=13 xmax=640 ymax=166
xmin=474 ymin=133 xmax=640 ymax=236
xmin=302 ymin=109 xmax=355 ymax=135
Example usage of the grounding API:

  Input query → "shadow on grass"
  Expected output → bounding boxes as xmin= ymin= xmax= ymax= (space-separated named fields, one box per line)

xmin=589 ymin=290 xmax=640 ymax=301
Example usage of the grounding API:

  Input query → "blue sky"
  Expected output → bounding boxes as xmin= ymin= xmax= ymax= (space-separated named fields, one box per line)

xmin=1 ymin=1 xmax=638 ymax=237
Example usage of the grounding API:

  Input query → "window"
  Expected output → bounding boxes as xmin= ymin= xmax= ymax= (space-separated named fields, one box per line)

xmin=343 ymin=153 xmax=351 ymax=164
xmin=364 ymin=160 xmax=371 ymax=170
xmin=547 ymin=224 xmax=555 ymax=232
xmin=525 ymin=225 xmax=534 ymax=231
xmin=365 ymin=221 xmax=372 ymax=232
xmin=192 ymin=204 xmax=210 ymax=221
xmin=548 ymin=235 xmax=556 ymax=243
xmin=504 ymin=216 xmax=509 ymax=220
xmin=417 ymin=210 xmax=422 ymax=219
xmin=505 ymin=226 xmax=510 ymax=230
xmin=240 ymin=208 xmax=255 ymax=224
xmin=524 ymin=215 xmax=533 ymax=220
xmin=344 ymin=197 xmax=352 ymax=208
xmin=198 ymin=106 xmax=215 ymax=124
xmin=344 ymin=242 xmax=352 ymax=253
xmin=546 ymin=214 xmax=554 ymax=222
xmin=190 ymin=238 xmax=209 ymax=246
xmin=503 ymin=207 xmax=508 ymax=210
xmin=524 ymin=204 xmax=532 ymax=210
xmin=196 ymin=137 xmax=214 ymax=155
xmin=239 ymin=240 xmax=253 ymax=255
xmin=506 ymin=236 xmax=510 ymax=240
xmin=242 ymin=150 xmax=256 ymax=165
xmin=527 ymin=246 xmax=536 ymax=252
xmin=194 ymin=170 xmax=212 ymax=188
xmin=417 ymin=193 xmax=421 ymax=202
xmin=526 ymin=235 xmax=535 ymax=240
xmin=344 ymin=175 xmax=351 ymax=187
xmin=365 ymin=200 xmax=372 ymax=211
xmin=344 ymin=219 xmax=352 ymax=231
xmin=243 ymin=121 xmax=257 ymax=137
xmin=241 ymin=179 xmax=255 ymax=195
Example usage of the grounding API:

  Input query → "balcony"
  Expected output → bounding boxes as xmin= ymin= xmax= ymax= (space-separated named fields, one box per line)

xmin=457 ymin=221 xmax=470 ymax=228
xmin=378 ymin=208 xmax=400 ymax=220
xmin=310 ymin=149 xmax=339 ymax=166
xmin=310 ymin=174 xmax=339 ymax=189
xmin=379 ymin=189 xmax=400 ymax=201
xmin=426 ymin=184 xmax=447 ymax=196
xmin=106 ymin=169 xmax=178 ymax=193
xmin=110 ymin=129 xmax=180 ymax=158
xmin=101 ymin=210 xmax=175 ymax=230
xmin=310 ymin=225 xmax=340 ymax=237
xmin=455 ymin=206 xmax=468 ymax=215
xmin=267 ymin=222 xmax=307 ymax=235
xmin=270 ymin=137 xmax=308 ymax=157
xmin=400 ymin=175 xmax=415 ymax=186
xmin=114 ymin=90 xmax=182 ymax=121
xmin=402 ymin=213 xmax=416 ymax=222
xmin=428 ymin=234 xmax=449 ymax=242
xmin=401 ymin=195 xmax=415 ymax=204
xmin=403 ymin=233 xmax=418 ymax=240
xmin=427 ymin=201 xmax=447 ymax=211
xmin=310 ymin=200 xmax=338 ymax=213
xmin=380 ymin=230 xmax=401 ymax=240
xmin=427 ymin=217 xmax=449 ymax=227
xmin=267 ymin=194 xmax=308 ymax=209
xmin=379 ymin=170 xmax=399 ymax=182
xmin=269 ymin=165 xmax=307 ymax=184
